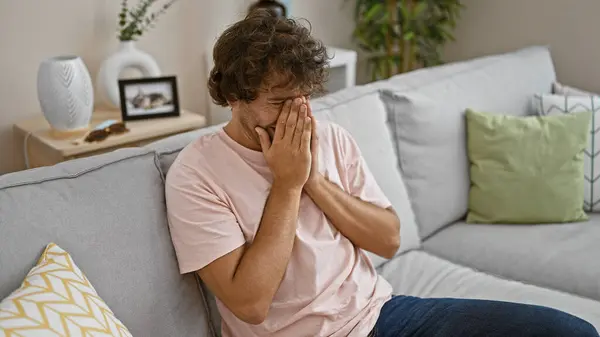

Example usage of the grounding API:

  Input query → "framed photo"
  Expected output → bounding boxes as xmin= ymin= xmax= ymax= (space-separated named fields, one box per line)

xmin=118 ymin=76 xmax=180 ymax=121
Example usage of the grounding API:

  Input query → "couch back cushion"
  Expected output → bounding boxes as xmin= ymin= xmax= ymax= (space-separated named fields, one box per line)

xmin=0 ymin=148 xmax=214 ymax=337
xmin=381 ymin=46 xmax=556 ymax=239
xmin=147 ymin=123 xmax=226 ymax=174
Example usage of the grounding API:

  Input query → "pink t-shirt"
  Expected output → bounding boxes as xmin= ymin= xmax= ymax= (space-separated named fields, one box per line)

xmin=165 ymin=121 xmax=393 ymax=337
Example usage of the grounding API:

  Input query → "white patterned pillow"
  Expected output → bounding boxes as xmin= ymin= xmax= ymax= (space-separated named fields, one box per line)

xmin=0 ymin=243 xmax=132 ymax=336
xmin=534 ymin=94 xmax=599 ymax=212
xmin=553 ymin=82 xmax=596 ymax=96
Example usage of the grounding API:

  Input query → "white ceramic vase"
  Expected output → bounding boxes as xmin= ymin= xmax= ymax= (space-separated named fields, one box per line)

xmin=97 ymin=41 xmax=161 ymax=108
xmin=37 ymin=56 xmax=94 ymax=131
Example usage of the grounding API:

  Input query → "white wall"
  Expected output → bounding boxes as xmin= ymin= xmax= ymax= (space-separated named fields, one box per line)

xmin=444 ymin=0 xmax=600 ymax=94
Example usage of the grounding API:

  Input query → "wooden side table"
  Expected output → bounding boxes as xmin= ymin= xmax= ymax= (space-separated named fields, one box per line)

xmin=14 ymin=110 xmax=207 ymax=169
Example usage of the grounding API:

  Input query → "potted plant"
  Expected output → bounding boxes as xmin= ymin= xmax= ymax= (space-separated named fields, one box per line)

xmin=97 ymin=0 xmax=179 ymax=108
xmin=350 ymin=0 xmax=464 ymax=81
xmin=117 ymin=0 xmax=178 ymax=41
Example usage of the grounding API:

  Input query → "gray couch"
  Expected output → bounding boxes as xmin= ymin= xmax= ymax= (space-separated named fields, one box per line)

xmin=2 ymin=46 xmax=599 ymax=336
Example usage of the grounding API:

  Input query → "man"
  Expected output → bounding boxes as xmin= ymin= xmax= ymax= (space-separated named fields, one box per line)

xmin=165 ymin=10 xmax=598 ymax=337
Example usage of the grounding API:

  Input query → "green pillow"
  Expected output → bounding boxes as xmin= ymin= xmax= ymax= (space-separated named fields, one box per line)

xmin=466 ymin=109 xmax=591 ymax=224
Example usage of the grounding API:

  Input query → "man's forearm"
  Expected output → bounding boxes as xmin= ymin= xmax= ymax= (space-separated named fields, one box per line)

xmin=305 ymin=175 xmax=400 ymax=259
xmin=231 ymin=182 xmax=301 ymax=318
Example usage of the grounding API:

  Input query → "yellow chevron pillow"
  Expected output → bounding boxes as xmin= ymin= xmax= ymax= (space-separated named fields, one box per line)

xmin=0 ymin=243 xmax=132 ymax=336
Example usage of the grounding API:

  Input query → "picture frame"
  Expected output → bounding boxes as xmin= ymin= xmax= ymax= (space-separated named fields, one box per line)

xmin=118 ymin=76 xmax=180 ymax=121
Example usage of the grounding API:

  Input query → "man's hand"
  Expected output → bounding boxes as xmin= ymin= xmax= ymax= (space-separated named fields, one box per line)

xmin=255 ymin=98 xmax=312 ymax=190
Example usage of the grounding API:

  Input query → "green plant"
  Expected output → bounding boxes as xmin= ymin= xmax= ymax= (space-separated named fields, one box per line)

xmin=118 ymin=0 xmax=178 ymax=41
xmin=351 ymin=0 xmax=464 ymax=81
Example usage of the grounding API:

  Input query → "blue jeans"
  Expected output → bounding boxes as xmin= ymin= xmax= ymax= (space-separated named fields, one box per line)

xmin=369 ymin=296 xmax=598 ymax=337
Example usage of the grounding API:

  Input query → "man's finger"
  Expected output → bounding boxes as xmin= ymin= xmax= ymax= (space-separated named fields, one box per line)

xmin=255 ymin=127 xmax=271 ymax=153
xmin=274 ymin=100 xmax=292 ymax=140
xmin=301 ymin=117 xmax=312 ymax=151
xmin=293 ymin=104 xmax=307 ymax=147
xmin=306 ymin=99 xmax=313 ymax=117
xmin=284 ymin=98 xmax=302 ymax=141
xmin=311 ymin=116 xmax=318 ymax=153
xmin=305 ymin=99 xmax=318 ymax=152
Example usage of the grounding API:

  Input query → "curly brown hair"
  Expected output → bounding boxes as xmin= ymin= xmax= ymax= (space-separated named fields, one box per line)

xmin=208 ymin=9 xmax=330 ymax=107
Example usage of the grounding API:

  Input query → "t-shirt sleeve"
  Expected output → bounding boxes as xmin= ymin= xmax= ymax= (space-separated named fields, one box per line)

xmin=335 ymin=125 xmax=392 ymax=209
xmin=165 ymin=163 xmax=245 ymax=274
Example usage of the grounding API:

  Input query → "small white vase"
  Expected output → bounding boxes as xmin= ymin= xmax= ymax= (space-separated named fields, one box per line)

xmin=97 ymin=41 xmax=161 ymax=108
xmin=37 ymin=56 xmax=94 ymax=131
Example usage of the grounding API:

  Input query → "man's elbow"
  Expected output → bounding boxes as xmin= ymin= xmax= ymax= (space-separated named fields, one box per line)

xmin=380 ymin=217 xmax=401 ymax=259
xmin=233 ymin=299 xmax=270 ymax=325
xmin=380 ymin=234 xmax=400 ymax=259
xmin=238 ymin=310 xmax=267 ymax=325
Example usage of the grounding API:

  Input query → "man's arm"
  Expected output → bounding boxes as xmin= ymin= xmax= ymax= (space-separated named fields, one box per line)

xmin=198 ymin=98 xmax=312 ymax=325
xmin=198 ymin=183 xmax=301 ymax=324
xmin=304 ymin=175 xmax=400 ymax=259
xmin=304 ymin=101 xmax=400 ymax=259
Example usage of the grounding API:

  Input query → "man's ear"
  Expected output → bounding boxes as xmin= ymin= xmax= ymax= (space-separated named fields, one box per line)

xmin=229 ymin=100 xmax=241 ymax=112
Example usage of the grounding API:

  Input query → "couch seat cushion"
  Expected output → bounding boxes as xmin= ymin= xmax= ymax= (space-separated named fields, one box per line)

xmin=0 ymin=148 xmax=213 ymax=337
xmin=379 ymin=251 xmax=600 ymax=330
xmin=422 ymin=215 xmax=600 ymax=302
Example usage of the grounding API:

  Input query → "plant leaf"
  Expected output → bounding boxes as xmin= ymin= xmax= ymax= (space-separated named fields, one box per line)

xmin=413 ymin=2 xmax=427 ymax=16
xmin=364 ymin=3 xmax=383 ymax=21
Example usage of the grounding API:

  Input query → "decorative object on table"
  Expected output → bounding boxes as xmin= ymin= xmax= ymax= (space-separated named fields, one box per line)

xmin=350 ymin=0 xmax=464 ymax=81
xmin=37 ymin=55 xmax=94 ymax=132
xmin=119 ymin=76 xmax=180 ymax=121
xmin=97 ymin=42 xmax=161 ymax=109
xmin=71 ymin=120 xmax=130 ymax=145
xmin=248 ymin=0 xmax=287 ymax=17
xmin=465 ymin=108 xmax=590 ymax=224
xmin=97 ymin=0 xmax=179 ymax=108
xmin=85 ymin=121 xmax=129 ymax=143
xmin=534 ymin=93 xmax=600 ymax=212
xmin=0 ymin=243 xmax=132 ymax=336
